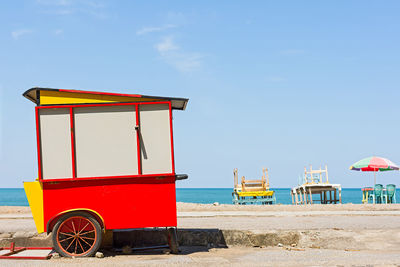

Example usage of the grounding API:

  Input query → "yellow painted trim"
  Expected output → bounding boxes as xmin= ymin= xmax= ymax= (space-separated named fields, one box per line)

xmin=237 ymin=190 xmax=275 ymax=197
xmin=40 ymin=90 xmax=158 ymax=105
xmin=24 ymin=181 xmax=44 ymax=233
xmin=55 ymin=208 xmax=106 ymax=230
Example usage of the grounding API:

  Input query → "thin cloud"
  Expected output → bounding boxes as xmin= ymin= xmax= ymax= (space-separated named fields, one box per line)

xmin=265 ymin=76 xmax=286 ymax=82
xmin=45 ymin=9 xmax=73 ymax=15
xmin=166 ymin=11 xmax=186 ymax=24
xmin=155 ymin=36 xmax=203 ymax=72
xmin=36 ymin=0 xmax=71 ymax=6
xmin=11 ymin=29 xmax=33 ymax=40
xmin=86 ymin=0 xmax=105 ymax=8
xmin=281 ymin=49 xmax=305 ymax=55
xmin=168 ymin=53 xmax=203 ymax=72
xmin=36 ymin=0 xmax=107 ymax=18
xmin=54 ymin=29 xmax=64 ymax=35
xmin=155 ymin=36 xmax=179 ymax=52
xmin=137 ymin=24 xmax=176 ymax=36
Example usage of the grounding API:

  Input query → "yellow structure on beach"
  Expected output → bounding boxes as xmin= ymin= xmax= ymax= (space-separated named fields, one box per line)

xmin=232 ymin=168 xmax=276 ymax=204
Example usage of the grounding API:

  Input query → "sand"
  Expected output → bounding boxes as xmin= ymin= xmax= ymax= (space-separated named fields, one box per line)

xmin=0 ymin=247 xmax=399 ymax=266
xmin=176 ymin=202 xmax=400 ymax=211
xmin=1 ymin=203 xmax=400 ymax=215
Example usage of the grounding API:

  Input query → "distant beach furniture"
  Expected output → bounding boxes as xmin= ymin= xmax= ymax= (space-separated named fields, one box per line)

xmin=291 ymin=165 xmax=342 ymax=205
xmin=350 ymin=156 xmax=399 ymax=204
xmin=362 ymin=184 xmax=397 ymax=204
xmin=232 ymin=168 xmax=276 ymax=205
xmin=386 ymin=184 xmax=397 ymax=203
xmin=350 ymin=156 xmax=399 ymax=186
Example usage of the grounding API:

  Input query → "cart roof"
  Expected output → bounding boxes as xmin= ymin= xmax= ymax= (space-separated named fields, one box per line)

xmin=23 ymin=87 xmax=189 ymax=110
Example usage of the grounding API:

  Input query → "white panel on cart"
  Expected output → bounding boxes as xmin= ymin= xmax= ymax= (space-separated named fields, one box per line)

xmin=74 ymin=105 xmax=138 ymax=177
xmin=39 ymin=108 xmax=73 ymax=179
xmin=139 ymin=104 xmax=173 ymax=174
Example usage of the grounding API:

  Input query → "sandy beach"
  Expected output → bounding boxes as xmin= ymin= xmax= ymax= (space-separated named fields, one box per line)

xmin=0 ymin=203 xmax=399 ymax=266
xmin=177 ymin=202 xmax=400 ymax=211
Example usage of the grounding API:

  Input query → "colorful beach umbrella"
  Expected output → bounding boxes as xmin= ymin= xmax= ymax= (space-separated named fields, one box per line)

xmin=349 ymin=156 xmax=399 ymax=185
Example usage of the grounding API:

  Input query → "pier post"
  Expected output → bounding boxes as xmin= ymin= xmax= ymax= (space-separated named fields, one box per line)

xmin=334 ymin=188 xmax=337 ymax=204
xmin=299 ymin=189 xmax=303 ymax=205
xmin=303 ymin=188 xmax=307 ymax=205
xmin=291 ymin=191 xmax=294 ymax=205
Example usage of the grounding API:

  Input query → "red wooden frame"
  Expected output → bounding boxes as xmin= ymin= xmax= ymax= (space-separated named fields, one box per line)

xmin=43 ymin=175 xmax=177 ymax=232
xmin=0 ymin=242 xmax=53 ymax=260
xmin=69 ymin=107 xmax=76 ymax=178
xmin=35 ymin=101 xmax=175 ymax=183
xmin=169 ymin=102 xmax=176 ymax=174
xmin=37 ymin=101 xmax=170 ymax=109
xmin=135 ymin=105 xmax=142 ymax=175
xmin=35 ymin=108 xmax=43 ymax=180
xmin=58 ymin=88 xmax=142 ymax=98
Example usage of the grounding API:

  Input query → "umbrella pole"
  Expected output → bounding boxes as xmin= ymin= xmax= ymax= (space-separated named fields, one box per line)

xmin=374 ymin=170 xmax=376 ymax=186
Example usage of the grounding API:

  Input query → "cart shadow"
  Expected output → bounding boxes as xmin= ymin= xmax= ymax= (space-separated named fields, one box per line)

xmin=107 ymin=228 xmax=228 ymax=257
xmin=101 ymin=246 xmax=215 ymax=257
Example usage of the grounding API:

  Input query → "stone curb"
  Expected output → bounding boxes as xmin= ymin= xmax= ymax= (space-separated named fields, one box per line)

xmin=0 ymin=232 xmax=51 ymax=247
xmin=0 ymin=229 xmax=299 ymax=249
xmin=1 ymin=229 xmax=399 ymax=252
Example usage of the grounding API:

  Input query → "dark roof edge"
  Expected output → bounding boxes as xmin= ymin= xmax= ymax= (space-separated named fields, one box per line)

xmin=22 ymin=87 xmax=189 ymax=110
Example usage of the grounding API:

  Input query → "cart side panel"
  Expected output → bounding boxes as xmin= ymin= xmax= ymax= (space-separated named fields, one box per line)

xmin=74 ymin=105 xmax=139 ymax=178
xmin=139 ymin=104 xmax=173 ymax=175
xmin=23 ymin=181 xmax=45 ymax=233
xmin=39 ymin=108 xmax=73 ymax=179
xmin=42 ymin=176 xmax=177 ymax=232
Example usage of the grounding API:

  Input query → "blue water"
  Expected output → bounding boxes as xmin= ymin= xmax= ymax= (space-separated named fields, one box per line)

xmin=0 ymin=188 xmax=30 ymax=206
xmin=2 ymin=188 xmax=399 ymax=206
xmin=176 ymin=188 xmax=395 ymax=204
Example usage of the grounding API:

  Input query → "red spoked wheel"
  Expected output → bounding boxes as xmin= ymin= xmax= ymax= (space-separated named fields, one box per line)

xmin=52 ymin=212 xmax=102 ymax=257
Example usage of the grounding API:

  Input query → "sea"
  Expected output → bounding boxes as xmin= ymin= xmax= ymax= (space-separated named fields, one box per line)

xmin=1 ymin=188 xmax=399 ymax=206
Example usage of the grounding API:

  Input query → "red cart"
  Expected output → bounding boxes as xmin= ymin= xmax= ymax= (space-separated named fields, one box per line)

xmin=23 ymin=87 xmax=188 ymax=257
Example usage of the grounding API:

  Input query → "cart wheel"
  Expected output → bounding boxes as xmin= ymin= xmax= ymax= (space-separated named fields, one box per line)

xmin=52 ymin=212 xmax=102 ymax=257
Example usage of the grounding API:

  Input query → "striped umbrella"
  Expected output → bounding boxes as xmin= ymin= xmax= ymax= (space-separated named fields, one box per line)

xmin=350 ymin=156 xmax=399 ymax=185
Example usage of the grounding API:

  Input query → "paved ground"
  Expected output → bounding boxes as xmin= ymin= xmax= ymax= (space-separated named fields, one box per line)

xmin=1 ymin=247 xmax=400 ymax=266
xmin=179 ymin=214 xmax=400 ymax=230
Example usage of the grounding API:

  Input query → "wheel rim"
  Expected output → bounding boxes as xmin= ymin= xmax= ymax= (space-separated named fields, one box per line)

xmin=56 ymin=216 xmax=97 ymax=256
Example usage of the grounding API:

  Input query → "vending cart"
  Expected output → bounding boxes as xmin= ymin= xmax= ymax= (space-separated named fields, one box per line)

xmin=23 ymin=87 xmax=188 ymax=257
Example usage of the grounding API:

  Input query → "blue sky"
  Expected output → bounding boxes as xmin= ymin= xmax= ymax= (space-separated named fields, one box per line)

xmin=1 ymin=1 xmax=400 ymax=188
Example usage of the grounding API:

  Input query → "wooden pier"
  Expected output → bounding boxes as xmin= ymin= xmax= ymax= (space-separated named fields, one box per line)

xmin=291 ymin=184 xmax=342 ymax=205
xmin=291 ymin=165 xmax=342 ymax=205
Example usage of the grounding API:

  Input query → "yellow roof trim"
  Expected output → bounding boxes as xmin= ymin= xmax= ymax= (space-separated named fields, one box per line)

xmin=40 ymin=90 xmax=158 ymax=105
